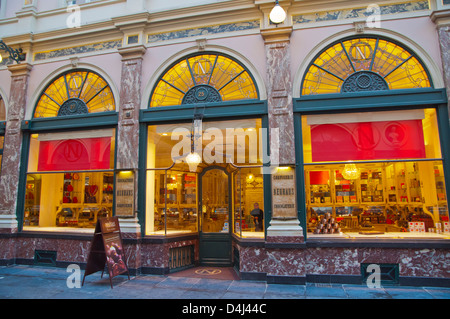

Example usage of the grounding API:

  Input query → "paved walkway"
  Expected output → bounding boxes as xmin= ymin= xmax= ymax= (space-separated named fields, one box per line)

xmin=0 ymin=265 xmax=449 ymax=300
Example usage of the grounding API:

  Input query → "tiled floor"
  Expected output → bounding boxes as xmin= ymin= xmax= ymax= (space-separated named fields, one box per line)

xmin=0 ymin=265 xmax=449 ymax=300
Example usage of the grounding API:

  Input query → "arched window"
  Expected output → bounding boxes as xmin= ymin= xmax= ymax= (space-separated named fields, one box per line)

xmin=301 ymin=36 xmax=432 ymax=96
xmin=150 ymin=52 xmax=259 ymax=107
xmin=34 ymin=70 xmax=115 ymax=118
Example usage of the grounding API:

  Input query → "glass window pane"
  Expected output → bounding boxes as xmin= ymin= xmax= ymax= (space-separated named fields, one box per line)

xmin=34 ymin=70 xmax=115 ymax=118
xmin=302 ymin=109 xmax=441 ymax=163
xmin=27 ymin=129 xmax=116 ymax=173
xmin=233 ymin=168 xmax=264 ymax=238
xmin=302 ymin=110 xmax=449 ymax=239
xmin=201 ymin=169 xmax=229 ymax=233
xmin=146 ymin=119 xmax=264 ymax=236
xmin=302 ymin=37 xmax=431 ymax=96
xmin=150 ymin=53 xmax=258 ymax=107
xmin=23 ymin=171 xmax=113 ymax=230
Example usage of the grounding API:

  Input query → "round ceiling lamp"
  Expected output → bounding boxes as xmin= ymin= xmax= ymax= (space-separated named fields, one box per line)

xmin=269 ymin=0 xmax=287 ymax=25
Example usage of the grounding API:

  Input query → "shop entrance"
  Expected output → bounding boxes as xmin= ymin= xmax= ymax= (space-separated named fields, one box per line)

xmin=198 ymin=166 xmax=232 ymax=266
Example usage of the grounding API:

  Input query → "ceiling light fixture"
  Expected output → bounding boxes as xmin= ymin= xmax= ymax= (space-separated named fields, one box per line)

xmin=269 ymin=0 xmax=287 ymax=25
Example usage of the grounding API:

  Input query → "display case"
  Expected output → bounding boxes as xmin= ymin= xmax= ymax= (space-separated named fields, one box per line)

xmin=305 ymin=161 xmax=449 ymax=235
xmin=24 ymin=175 xmax=41 ymax=226
xmin=154 ymin=171 xmax=198 ymax=232
xmin=55 ymin=172 xmax=113 ymax=228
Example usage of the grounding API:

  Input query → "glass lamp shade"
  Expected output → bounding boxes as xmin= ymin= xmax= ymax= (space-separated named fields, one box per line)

xmin=186 ymin=152 xmax=202 ymax=165
xmin=269 ymin=3 xmax=287 ymax=24
xmin=342 ymin=164 xmax=360 ymax=180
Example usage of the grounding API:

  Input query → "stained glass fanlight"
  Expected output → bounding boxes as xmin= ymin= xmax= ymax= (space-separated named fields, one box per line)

xmin=150 ymin=53 xmax=258 ymax=107
xmin=34 ymin=70 xmax=115 ymax=118
xmin=301 ymin=36 xmax=431 ymax=96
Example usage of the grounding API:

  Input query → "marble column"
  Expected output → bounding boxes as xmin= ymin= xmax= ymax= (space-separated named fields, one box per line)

xmin=431 ymin=9 xmax=450 ymax=118
xmin=0 ymin=63 xmax=32 ymax=233
xmin=262 ymin=27 xmax=303 ymax=243
xmin=116 ymin=44 xmax=146 ymax=238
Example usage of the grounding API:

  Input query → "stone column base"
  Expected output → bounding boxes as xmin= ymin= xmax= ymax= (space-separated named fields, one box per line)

xmin=0 ymin=214 xmax=18 ymax=233
xmin=118 ymin=217 xmax=141 ymax=236
xmin=266 ymin=219 xmax=304 ymax=243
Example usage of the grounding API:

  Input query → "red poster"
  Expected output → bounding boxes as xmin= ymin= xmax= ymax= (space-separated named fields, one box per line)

xmin=310 ymin=120 xmax=426 ymax=162
xmin=37 ymin=137 xmax=111 ymax=171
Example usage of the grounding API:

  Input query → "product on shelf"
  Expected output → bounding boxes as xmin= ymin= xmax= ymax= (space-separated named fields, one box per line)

xmin=313 ymin=213 xmax=341 ymax=234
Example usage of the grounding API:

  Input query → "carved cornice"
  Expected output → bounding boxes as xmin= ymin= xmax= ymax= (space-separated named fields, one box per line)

xmin=431 ymin=9 xmax=450 ymax=27
xmin=7 ymin=63 xmax=33 ymax=77
xmin=118 ymin=44 xmax=146 ymax=61
xmin=260 ymin=26 xmax=293 ymax=44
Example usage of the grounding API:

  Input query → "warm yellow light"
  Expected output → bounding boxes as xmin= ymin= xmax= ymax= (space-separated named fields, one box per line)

xmin=277 ymin=166 xmax=291 ymax=171
xmin=0 ymin=54 xmax=2 ymax=63
xmin=342 ymin=164 xmax=360 ymax=180
xmin=186 ymin=152 xmax=202 ymax=165
xmin=119 ymin=171 xmax=134 ymax=177
xmin=269 ymin=1 xmax=286 ymax=25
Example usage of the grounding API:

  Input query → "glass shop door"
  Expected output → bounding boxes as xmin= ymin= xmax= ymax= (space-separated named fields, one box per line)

xmin=198 ymin=166 xmax=232 ymax=266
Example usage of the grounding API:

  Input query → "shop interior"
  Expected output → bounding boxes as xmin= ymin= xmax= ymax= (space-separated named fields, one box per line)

xmin=23 ymin=129 xmax=115 ymax=232
xmin=302 ymin=108 xmax=450 ymax=239
xmin=146 ymin=119 xmax=265 ymax=238
xmin=305 ymin=161 xmax=449 ymax=238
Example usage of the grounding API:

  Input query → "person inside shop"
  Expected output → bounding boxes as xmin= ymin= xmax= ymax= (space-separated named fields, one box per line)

xmin=250 ymin=202 xmax=264 ymax=232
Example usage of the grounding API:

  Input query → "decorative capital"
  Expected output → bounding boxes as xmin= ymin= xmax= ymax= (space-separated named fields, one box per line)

xmin=260 ymin=26 xmax=293 ymax=44
xmin=7 ymin=63 xmax=33 ymax=77
xmin=118 ymin=44 xmax=146 ymax=61
xmin=431 ymin=9 xmax=450 ymax=27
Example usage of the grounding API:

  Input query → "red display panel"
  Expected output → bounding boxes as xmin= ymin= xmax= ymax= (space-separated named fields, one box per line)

xmin=38 ymin=137 xmax=111 ymax=171
xmin=310 ymin=120 xmax=426 ymax=162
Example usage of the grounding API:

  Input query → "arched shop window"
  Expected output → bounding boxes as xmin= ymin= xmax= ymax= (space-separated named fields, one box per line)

xmin=300 ymin=36 xmax=449 ymax=239
xmin=150 ymin=52 xmax=259 ymax=107
xmin=34 ymin=70 xmax=115 ymax=118
xmin=301 ymin=36 xmax=431 ymax=95
xmin=146 ymin=53 xmax=265 ymax=238
xmin=23 ymin=70 xmax=116 ymax=232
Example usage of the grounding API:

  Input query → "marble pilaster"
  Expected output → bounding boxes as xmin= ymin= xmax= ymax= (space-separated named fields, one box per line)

xmin=262 ymin=27 xmax=303 ymax=242
xmin=431 ymin=9 xmax=450 ymax=118
xmin=0 ymin=63 xmax=32 ymax=233
xmin=262 ymin=27 xmax=296 ymax=166
xmin=116 ymin=45 xmax=146 ymax=241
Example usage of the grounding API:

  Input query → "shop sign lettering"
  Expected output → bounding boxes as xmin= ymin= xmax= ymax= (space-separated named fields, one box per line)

xmin=271 ymin=167 xmax=297 ymax=219
xmin=115 ymin=171 xmax=135 ymax=217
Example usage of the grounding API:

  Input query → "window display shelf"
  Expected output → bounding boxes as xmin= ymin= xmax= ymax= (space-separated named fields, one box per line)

xmin=306 ymin=161 xmax=448 ymax=235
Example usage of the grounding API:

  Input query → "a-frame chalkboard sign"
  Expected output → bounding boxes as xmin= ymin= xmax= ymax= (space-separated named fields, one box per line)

xmin=82 ymin=216 xmax=130 ymax=289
